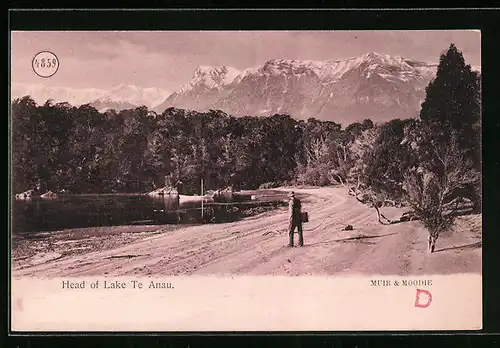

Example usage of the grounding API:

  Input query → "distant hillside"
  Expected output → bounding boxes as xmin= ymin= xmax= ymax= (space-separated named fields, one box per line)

xmin=12 ymin=52 xmax=481 ymax=124
xmin=11 ymin=83 xmax=170 ymax=112
xmin=154 ymin=52 xmax=445 ymax=124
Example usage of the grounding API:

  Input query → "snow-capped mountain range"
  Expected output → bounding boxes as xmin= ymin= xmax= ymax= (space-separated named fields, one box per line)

xmin=11 ymin=83 xmax=170 ymax=112
xmin=12 ymin=52 xmax=481 ymax=124
xmin=154 ymin=52 xmax=479 ymax=124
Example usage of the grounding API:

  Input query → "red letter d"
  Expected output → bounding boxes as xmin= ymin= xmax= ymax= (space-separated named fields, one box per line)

xmin=414 ymin=288 xmax=432 ymax=308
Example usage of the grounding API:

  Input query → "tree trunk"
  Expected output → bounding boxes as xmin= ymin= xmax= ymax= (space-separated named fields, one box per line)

xmin=374 ymin=205 xmax=382 ymax=224
xmin=334 ymin=174 xmax=345 ymax=186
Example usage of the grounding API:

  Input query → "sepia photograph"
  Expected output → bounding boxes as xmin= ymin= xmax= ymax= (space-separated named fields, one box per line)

xmin=10 ymin=29 xmax=482 ymax=331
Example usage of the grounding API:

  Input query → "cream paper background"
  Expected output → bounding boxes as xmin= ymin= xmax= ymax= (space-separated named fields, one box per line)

xmin=11 ymin=274 xmax=481 ymax=332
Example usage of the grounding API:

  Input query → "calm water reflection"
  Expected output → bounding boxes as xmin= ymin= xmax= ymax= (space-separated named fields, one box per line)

xmin=12 ymin=192 xmax=288 ymax=233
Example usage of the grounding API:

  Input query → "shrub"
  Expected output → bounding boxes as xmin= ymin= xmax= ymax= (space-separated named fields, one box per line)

xmin=259 ymin=181 xmax=284 ymax=190
xmin=403 ymin=132 xmax=480 ymax=252
xmin=296 ymin=163 xmax=335 ymax=186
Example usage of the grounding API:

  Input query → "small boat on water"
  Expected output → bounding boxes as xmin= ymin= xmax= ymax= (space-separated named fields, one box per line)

xmin=15 ymin=189 xmax=35 ymax=200
xmin=148 ymin=187 xmax=179 ymax=196
xmin=179 ymin=194 xmax=214 ymax=203
xmin=148 ymin=186 xmax=213 ymax=203
xmin=40 ymin=190 xmax=58 ymax=199
xmin=15 ymin=189 xmax=69 ymax=200
xmin=212 ymin=186 xmax=234 ymax=202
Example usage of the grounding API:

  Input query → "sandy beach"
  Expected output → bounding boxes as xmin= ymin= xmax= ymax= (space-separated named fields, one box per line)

xmin=11 ymin=186 xmax=482 ymax=278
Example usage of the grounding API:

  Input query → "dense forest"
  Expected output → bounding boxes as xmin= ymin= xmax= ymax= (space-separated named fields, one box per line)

xmin=11 ymin=98 xmax=372 ymax=195
xmin=11 ymin=44 xmax=481 ymax=229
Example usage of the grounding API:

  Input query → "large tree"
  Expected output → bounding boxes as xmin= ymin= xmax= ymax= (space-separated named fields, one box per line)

xmin=419 ymin=43 xmax=481 ymax=169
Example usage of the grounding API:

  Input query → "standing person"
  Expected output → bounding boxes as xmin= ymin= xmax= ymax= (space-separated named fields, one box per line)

xmin=288 ymin=191 xmax=304 ymax=247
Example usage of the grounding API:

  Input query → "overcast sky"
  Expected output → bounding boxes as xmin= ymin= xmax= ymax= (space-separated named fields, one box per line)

xmin=11 ymin=30 xmax=481 ymax=92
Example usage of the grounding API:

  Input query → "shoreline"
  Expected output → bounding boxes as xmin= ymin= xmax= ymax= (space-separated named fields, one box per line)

xmin=11 ymin=190 xmax=294 ymax=270
xmin=12 ymin=186 xmax=482 ymax=277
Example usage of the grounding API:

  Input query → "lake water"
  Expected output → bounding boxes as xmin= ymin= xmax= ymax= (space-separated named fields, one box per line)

xmin=12 ymin=191 xmax=289 ymax=233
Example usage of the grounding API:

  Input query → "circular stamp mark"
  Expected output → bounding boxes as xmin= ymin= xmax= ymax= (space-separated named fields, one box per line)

xmin=32 ymin=51 xmax=59 ymax=78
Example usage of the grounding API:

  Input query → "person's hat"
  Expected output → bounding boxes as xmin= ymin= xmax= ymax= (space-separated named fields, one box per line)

xmin=289 ymin=191 xmax=295 ymax=197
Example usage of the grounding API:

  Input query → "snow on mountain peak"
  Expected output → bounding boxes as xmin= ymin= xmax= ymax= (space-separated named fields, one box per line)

xmin=180 ymin=65 xmax=242 ymax=93
xmin=258 ymin=59 xmax=322 ymax=77
xmin=11 ymin=83 xmax=170 ymax=110
xmin=149 ymin=51 xmax=479 ymax=122
xmin=350 ymin=52 xmax=412 ymax=70
xmin=102 ymin=84 xmax=140 ymax=100
xmin=97 ymin=84 xmax=169 ymax=107
xmin=111 ymin=84 xmax=141 ymax=93
xmin=198 ymin=52 xmax=441 ymax=123
xmin=193 ymin=65 xmax=219 ymax=77
xmin=11 ymin=83 xmax=107 ymax=106
xmin=360 ymin=51 xmax=395 ymax=61
xmin=235 ymin=53 xmax=436 ymax=83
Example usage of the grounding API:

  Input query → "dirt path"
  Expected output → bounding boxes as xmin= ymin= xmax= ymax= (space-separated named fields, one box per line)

xmin=12 ymin=187 xmax=482 ymax=278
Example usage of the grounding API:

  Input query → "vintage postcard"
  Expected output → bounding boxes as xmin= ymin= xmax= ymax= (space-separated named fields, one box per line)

xmin=10 ymin=30 xmax=482 ymax=331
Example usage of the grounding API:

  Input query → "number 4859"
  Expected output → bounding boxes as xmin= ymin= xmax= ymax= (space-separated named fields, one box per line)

xmin=34 ymin=58 xmax=58 ymax=68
